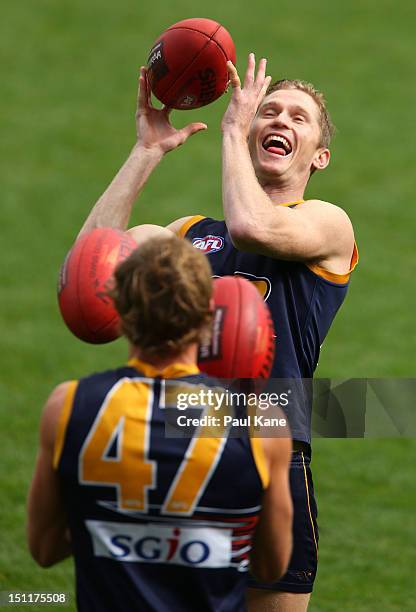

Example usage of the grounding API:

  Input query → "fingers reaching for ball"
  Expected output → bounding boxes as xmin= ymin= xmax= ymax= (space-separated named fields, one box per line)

xmin=255 ymin=57 xmax=272 ymax=102
xmin=243 ymin=52 xmax=256 ymax=87
xmin=136 ymin=63 xmax=208 ymax=154
xmin=255 ymin=57 xmax=268 ymax=86
xmin=243 ymin=53 xmax=271 ymax=95
xmin=226 ymin=54 xmax=271 ymax=97
xmin=138 ymin=66 xmax=153 ymax=112
xmin=177 ymin=122 xmax=208 ymax=146
xmin=222 ymin=53 xmax=272 ymax=136
xmin=227 ymin=61 xmax=241 ymax=90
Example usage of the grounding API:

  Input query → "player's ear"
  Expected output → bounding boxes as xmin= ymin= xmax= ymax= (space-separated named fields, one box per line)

xmin=311 ymin=148 xmax=330 ymax=172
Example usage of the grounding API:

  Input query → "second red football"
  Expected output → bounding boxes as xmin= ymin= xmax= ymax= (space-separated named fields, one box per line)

xmin=198 ymin=276 xmax=275 ymax=379
xmin=58 ymin=228 xmax=137 ymax=344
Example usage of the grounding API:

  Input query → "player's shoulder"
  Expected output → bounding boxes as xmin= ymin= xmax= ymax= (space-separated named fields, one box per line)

xmin=167 ymin=215 xmax=224 ymax=238
xmin=43 ymin=382 xmax=77 ymax=419
xmin=300 ymin=199 xmax=353 ymax=223
xmin=78 ymin=365 xmax=135 ymax=387
xmin=299 ymin=198 xmax=348 ymax=214
xmin=298 ymin=199 xmax=354 ymax=235
xmin=40 ymin=381 xmax=78 ymax=448
xmin=166 ymin=215 xmax=205 ymax=236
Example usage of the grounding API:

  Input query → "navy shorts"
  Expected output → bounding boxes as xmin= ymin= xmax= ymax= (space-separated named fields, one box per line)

xmin=248 ymin=449 xmax=319 ymax=594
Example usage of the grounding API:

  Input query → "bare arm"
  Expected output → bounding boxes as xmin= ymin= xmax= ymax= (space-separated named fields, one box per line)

xmin=250 ymin=434 xmax=293 ymax=583
xmin=78 ymin=67 xmax=207 ymax=239
xmin=27 ymin=383 xmax=73 ymax=567
xmin=124 ymin=216 xmax=196 ymax=248
xmin=221 ymin=56 xmax=354 ymax=270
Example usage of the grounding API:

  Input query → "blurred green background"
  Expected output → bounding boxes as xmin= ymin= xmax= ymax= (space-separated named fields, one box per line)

xmin=1 ymin=0 xmax=414 ymax=609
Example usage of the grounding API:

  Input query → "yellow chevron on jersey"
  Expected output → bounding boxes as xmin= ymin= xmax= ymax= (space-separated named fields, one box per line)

xmin=232 ymin=272 xmax=271 ymax=300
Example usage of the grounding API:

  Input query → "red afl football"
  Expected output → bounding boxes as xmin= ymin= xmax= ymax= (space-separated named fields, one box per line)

xmin=147 ymin=18 xmax=236 ymax=110
xmin=57 ymin=228 xmax=137 ymax=344
xmin=198 ymin=276 xmax=275 ymax=379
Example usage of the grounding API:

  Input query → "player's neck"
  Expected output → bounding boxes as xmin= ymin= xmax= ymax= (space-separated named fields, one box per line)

xmin=262 ymin=183 xmax=306 ymax=206
xmin=259 ymin=172 xmax=308 ymax=205
xmin=128 ymin=343 xmax=199 ymax=370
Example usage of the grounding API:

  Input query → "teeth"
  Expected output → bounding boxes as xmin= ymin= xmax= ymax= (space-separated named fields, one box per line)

xmin=263 ymin=134 xmax=291 ymax=152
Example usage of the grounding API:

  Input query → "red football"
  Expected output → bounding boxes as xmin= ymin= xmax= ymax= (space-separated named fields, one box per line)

xmin=57 ymin=228 xmax=137 ymax=344
xmin=147 ymin=18 xmax=236 ymax=110
xmin=198 ymin=276 xmax=275 ymax=379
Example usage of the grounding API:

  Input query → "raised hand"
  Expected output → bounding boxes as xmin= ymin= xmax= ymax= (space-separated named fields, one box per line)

xmin=136 ymin=67 xmax=207 ymax=154
xmin=221 ymin=53 xmax=271 ymax=137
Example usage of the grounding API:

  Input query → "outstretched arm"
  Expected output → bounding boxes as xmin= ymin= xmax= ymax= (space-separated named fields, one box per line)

xmin=78 ymin=67 xmax=207 ymax=238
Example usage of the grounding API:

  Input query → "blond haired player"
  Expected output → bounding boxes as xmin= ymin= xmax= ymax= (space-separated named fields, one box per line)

xmin=72 ymin=53 xmax=357 ymax=611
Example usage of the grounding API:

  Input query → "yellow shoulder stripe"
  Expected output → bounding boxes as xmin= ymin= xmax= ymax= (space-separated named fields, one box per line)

xmin=177 ymin=215 xmax=206 ymax=238
xmin=307 ymin=242 xmax=359 ymax=284
xmin=53 ymin=380 xmax=78 ymax=469
xmin=249 ymin=436 xmax=270 ymax=489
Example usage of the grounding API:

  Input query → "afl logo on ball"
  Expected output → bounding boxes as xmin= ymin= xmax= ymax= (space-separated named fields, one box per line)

xmin=192 ymin=235 xmax=224 ymax=254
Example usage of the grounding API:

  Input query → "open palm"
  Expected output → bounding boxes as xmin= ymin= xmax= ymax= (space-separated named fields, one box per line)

xmin=136 ymin=67 xmax=207 ymax=154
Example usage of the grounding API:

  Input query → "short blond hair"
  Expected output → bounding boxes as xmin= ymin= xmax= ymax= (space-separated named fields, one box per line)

xmin=110 ymin=236 xmax=213 ymax=355
xmin=266 ymin=79 xmax=335 ymax=148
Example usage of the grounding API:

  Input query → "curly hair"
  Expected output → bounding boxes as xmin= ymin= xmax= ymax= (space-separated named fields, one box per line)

xmin=266 ymin=79 xmax=335 ymax=148
xmin=109 ymin=236 xmax=213 ymax=356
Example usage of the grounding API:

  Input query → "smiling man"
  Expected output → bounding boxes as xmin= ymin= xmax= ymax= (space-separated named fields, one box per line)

xmin=76 ymin=54 xmax=357 ymax=611
xmin=177 ymin=59 xmax=357 ymax=611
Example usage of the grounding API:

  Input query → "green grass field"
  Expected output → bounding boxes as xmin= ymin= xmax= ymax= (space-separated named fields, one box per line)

xmin=1 ymin=1 xmax=415 ymax=610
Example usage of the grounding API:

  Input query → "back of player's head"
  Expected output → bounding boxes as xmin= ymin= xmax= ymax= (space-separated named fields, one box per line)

xmin=266 ymin=79 xmax=335 ymax=148
xmin=110 ymin=236 xmax=213 ymax=355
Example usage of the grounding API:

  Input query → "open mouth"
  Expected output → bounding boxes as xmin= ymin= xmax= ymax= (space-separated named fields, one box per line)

xmin=262 ymin=134 xmax=293 ymax=157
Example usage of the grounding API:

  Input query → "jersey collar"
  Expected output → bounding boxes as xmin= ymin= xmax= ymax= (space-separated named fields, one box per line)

xmin=276 ymin=199 xmax=305 ymax=207
xmin=127 ymin=357 xmax=200 ymax=379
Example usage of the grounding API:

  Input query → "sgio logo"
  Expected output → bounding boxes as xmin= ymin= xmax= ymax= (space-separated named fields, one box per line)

xmin=192 ymin=235 xmax=224 ymax=254
xmin=86 ymin=520 xmax=232 ymax=568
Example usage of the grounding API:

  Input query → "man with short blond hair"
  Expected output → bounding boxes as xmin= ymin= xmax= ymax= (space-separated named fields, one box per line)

xmin=74 ymin=53 xmax=357 ymax=611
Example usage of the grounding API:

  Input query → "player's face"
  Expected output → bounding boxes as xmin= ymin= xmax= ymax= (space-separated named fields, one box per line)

xmin=248 ymin=89 xmax=330 ymax=185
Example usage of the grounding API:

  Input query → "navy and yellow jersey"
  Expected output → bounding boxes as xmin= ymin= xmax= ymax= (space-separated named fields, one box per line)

xmin=54 ymin=359 xmax=268 ymax=612
xmin=178 ymin=207 xmax=358 ymax=443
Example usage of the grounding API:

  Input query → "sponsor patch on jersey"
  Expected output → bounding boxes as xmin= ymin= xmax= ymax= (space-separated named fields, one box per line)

xmin=198 ymin=306 xmax=225 ymax=361
xmin=192 ymin=235 xmax=224 ymax=254
xmin=86 ymin=520 xmax=232 ymax=568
